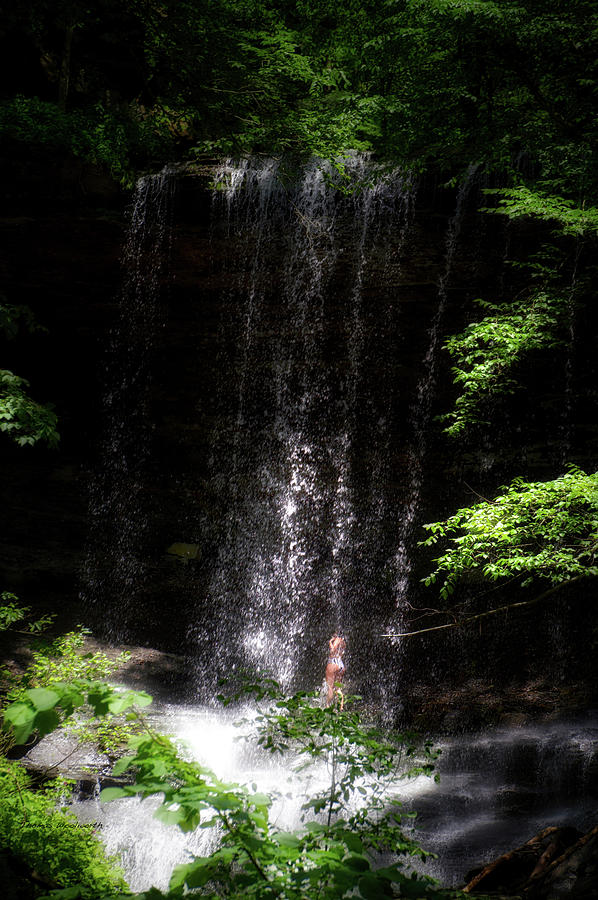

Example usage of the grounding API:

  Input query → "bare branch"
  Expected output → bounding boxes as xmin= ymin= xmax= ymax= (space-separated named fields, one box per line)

xmin=463 ymin=481 xmax=493 ymax=504
xmin=403 ymin=600 xmax=462 ymax=625
xmin=381 ymin=575 xmax=589 ymax=639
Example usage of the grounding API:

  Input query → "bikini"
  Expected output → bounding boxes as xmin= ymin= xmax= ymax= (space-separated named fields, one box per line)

xmin=328 ymin=656 xmax=345 ymax=671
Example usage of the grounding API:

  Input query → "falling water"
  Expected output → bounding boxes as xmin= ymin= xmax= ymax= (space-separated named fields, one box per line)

xmin=387 ymin=165 xmax=479 ymax=644
xmin=188 ymin=156 xmax=415 ymax=693
xmin=327 ymin=158 xmax=415 ymax=621
xmin=68 ymin=700 xmax=598 ymax=892
xmin=261 ymin=157 xmax=341 ymax=680
xmin=211 ymin=157 xmax=284 ymax=468
xmin=81 ymin=168 xmax=175 ymax=637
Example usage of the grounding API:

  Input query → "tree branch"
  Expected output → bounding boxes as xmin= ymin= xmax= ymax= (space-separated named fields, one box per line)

xmin=381 ymin=575 xmax=590 ymax=639
xmin=462 ymin=481 xmax=493 ymax=504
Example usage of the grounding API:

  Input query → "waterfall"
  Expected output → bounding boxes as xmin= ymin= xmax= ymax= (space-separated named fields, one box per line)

xmin=80 ymin=168 xmax=175 ymax=638
xmin=406 ymin=715 xmax=598 ymax=887
xmin=67 ymin=160 xmax=598 ymax=895
xmin=188 ymin=156 xmax=415 ymax=694
xmin=70 ymin=701 xmax=598 ymax=892
xmin=387 ymin=165 xmax=479 ymax=643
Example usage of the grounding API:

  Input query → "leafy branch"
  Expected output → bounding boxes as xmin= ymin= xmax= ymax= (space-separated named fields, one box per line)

xmin=0 ymin=300 xmax=59 ymax=448
xmin=419 ymin=468 xmax=598 ymax=601
xmin=384 ymin=469 xmax=598 ymax=638
xmin=0 ymin=593 xmax=55 ymax=635
xmin=0 ymin=369 xmax=59 ymax=447
xmin=482 ymin=186 xmax=598 ymax=237
xmin=439 ymin=292 xmax=566 ymax=437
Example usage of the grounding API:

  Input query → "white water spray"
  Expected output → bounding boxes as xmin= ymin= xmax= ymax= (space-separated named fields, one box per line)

xmin=389 ymin=166 xmax=479 ymax=636
xmin=81 ymin=168 xmax=175 ymax=637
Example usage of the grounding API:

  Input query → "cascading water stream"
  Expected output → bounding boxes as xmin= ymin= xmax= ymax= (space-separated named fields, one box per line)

xmin=327 ymin=158 xmax=415 ymax=621
xmin=216 ymin=157 xmax=284 ymax=467
xmin=386 ymin=165 xmax=479 ymax=652
xmin=80 ymin=168 xmax=175 ymax=637
xmin=189 ymin=156 xmax=416 ymax=695
xmin=264 ymin=158 xmax=341 ymax=678
xmin=404 ymin=715 xmax=598 ymax=887
xmin=69 ymin=702 xmax=598 ymax=892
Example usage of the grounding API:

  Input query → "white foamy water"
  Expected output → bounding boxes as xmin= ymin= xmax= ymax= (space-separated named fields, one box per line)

xmin=73 ymin=701 xmax=335 ymax=892
xmin=404 ymin=716 xmax=598 ymax=886
xmin=72 ymin=701 xmax=598 ymax=892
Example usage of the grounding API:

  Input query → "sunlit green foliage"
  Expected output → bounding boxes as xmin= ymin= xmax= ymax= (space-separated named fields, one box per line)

xmin=0 ymin=593 xmax=54 ymax=633
xmin=421 ymin=468 xmax=598 ymax=598
xmin=483 ymin=187 xmax=598 ymax=237
xmin=3 ymin=0 xmax=598 ymax=189
xmin=2 ymin=627 xmax=128 ymax=704
xmin=0 ymin=606 xmax=137 ymax=759
xmin=0 ymin=605 xmax=144 ymax=896
xmin=72 ymin=712 xmax=144 ymax=756
xmin=3 ymin=677 xmax=151 ymax=748
xmin=0 ymin=369 xmax=59 ymax=447
xmin=439 ymin=292 xmax=566 ymax=437
xmin=227 ymin=676 xmax=439 ymax=822
xmin=102 ymin=683 xmax=445 ymax=898
xmin=1 ymin=631 xmax=143 ymax=747
xmin=0 ymin=757 xmax=127 ymax=897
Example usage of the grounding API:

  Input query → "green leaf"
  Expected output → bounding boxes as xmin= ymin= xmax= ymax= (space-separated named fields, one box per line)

xmin=250 ymin=792 xmax=271 ymax=808
xmin=358 ymin=872 xmax=386 ymax=899
xmin=25 ymin=687 xmax=61 ymax=711
xmin=100 ymin=786 xmax=131 ymax=802
xmin=153 ymin=806 xmax=189 ymax=827
xmin=346 ymin=854 xmax=370 ymax=872
xmin=111 ymin=755 xmax=136 ymax=776
xmin=276 ymin=832 xmax=301 ymax=848
xmin=33 ymin=708 xmax=61 ymax=737
xmin=342 ymin=832 xmax=364 ymax=853
xmin=3 ymin=702 xmax=36 ymax=744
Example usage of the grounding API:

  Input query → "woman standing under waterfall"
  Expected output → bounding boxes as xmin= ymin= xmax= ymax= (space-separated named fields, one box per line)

xmin=325 ymin=633 xmax=346 ymax=707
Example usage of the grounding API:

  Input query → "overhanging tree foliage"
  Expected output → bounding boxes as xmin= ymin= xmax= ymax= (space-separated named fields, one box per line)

xmin=439 ymin=292 xmax=567 ymax=437
xmin=0 ymin=300 xmax=58 ymax=448
xmin=383 ymin=470 xmax=598 ymax=638
xmin=421 ymin=468 xmax=598 ymax=597
xmin=2 ymin=0 xmax=598 ymax=188
xmin=483 ymin=188 xmax=598 ymax=238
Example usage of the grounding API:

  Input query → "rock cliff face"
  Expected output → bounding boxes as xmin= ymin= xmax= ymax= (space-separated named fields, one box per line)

xmin=1 ymin=153 xmax=597 ymax=716
xmin=0 ymin=147 xmax=125 ymax=629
